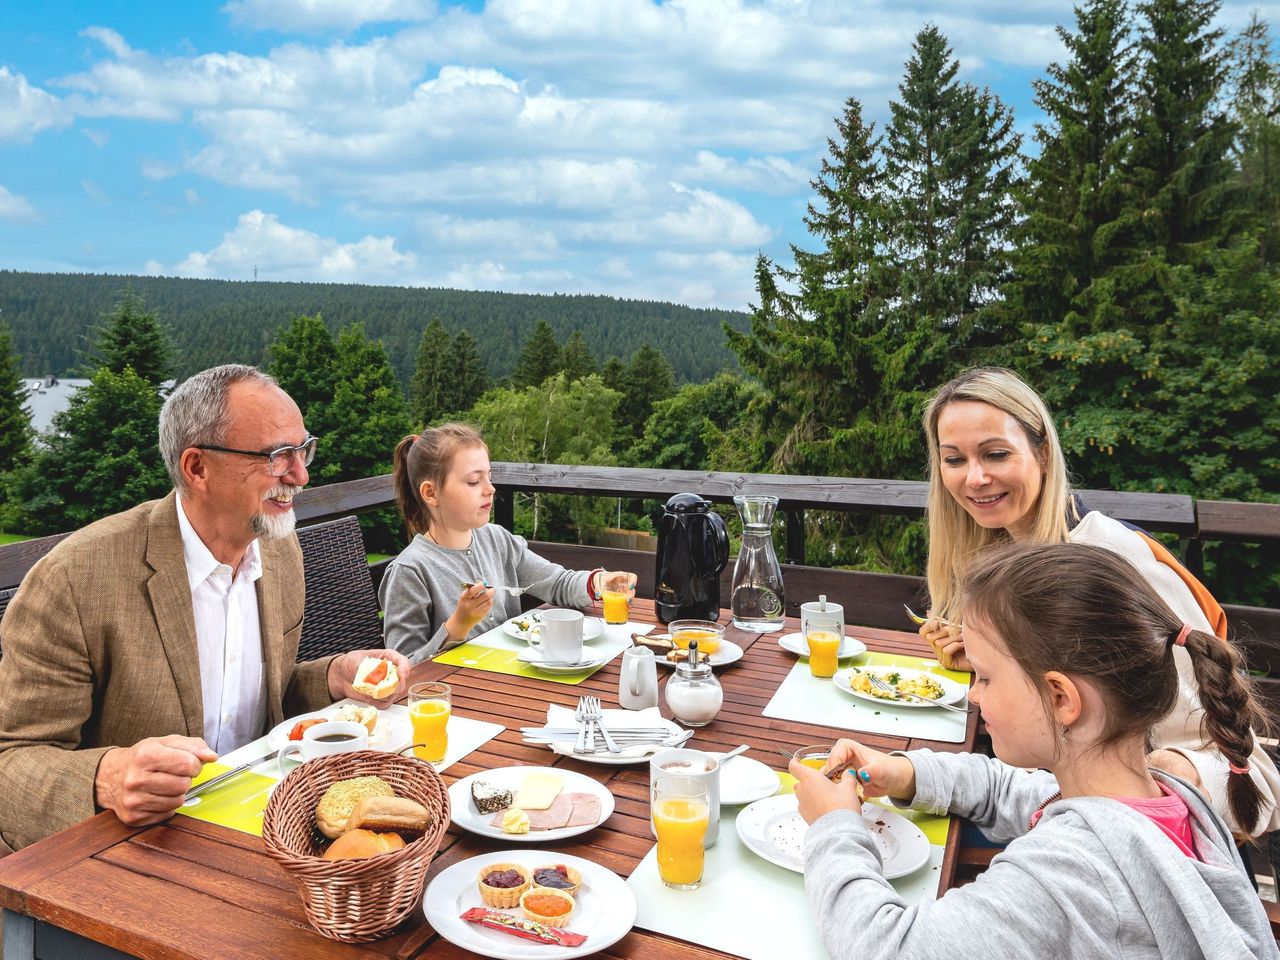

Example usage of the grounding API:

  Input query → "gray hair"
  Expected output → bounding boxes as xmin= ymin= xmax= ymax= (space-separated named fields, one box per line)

xmin=159 ymin=364 xmax=280 ymax=491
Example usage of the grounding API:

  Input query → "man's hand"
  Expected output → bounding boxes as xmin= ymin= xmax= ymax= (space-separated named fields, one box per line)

xmin=94 ymin=735 xmax=217 ymax=826
xmin=327 ymin=649 xmax=413 ymax=704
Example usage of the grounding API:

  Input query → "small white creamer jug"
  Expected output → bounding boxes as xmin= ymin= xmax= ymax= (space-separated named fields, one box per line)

xmin=619 ymin=646 xmax=659 ymax=710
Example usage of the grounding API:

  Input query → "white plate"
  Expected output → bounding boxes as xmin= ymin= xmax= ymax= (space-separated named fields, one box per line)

xmin=503 ymin=611 xmax=605 ymax=644
xmin=265 ymin=701 xmax=412 ymax=753
xmin=424 ymin=849 xmax=637 ymax=960
xmin=651 ymin=637 xmax=745 ymax=669
xmin=448 ymin=766 xmax=615 ymax=842
xmin=833 ymin=666 xmax=967 ymax=709
xmin=515 ymin=648 xmax=613 ymax=674
xmin=547 ymin=717 xmax=686 ymax=766
xmin=717 ymin=754 xmax=781 ymax=806
xmin=735 ymin=794 xmax=930 ymax=879
xmin=778 ymin=632 xmax=867 ymax=659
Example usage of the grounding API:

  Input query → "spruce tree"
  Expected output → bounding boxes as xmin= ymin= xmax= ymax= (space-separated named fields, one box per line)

xmin=0 ymin=324 xmax=32 ymax=468
xmin=559 ymin=330 xmax=597 ymax=381
xmin=512 ymin=319 xmax=561 ymax=388
xmin=409 ymin=318 xmax=450 ymax=426
xmin=85 ymin=292 xmax=174 ymax=386
xmin=267 ymin=314 xmax=338 ymax=422
xmin=619 ymin=344 xmax=675 ymax=439
xmin=600 ymin=357 xmax=627 ymax=393
xmin=445 ymin=330 xmax=489 ymax=414
xmin=1228 ymin=14 xmax=1280 ymax=264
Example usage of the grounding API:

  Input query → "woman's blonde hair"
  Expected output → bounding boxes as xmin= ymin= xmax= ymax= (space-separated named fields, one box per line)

xmin=923 ymin=367 xmax=1075 ymax=620
xmin=392 ymin=423 xmax=487 ymax=538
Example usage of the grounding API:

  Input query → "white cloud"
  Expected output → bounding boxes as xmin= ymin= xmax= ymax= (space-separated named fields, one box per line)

xmin=170 ymin=209 xmax=417 ymax=282
xmin=142 ymin=159 xmax=178 ymax=180
xmin=184 ymin=188 xmax=202 ymax=206
xmin=418 ymin=213 xmax=561 ymax=260
xmin=81 ymin=179 xmax=108 ymax=203
xmin=676 ymin=150 xmax=811 ymax=194
xmin=0 ymin=67 xmax=71 ymax=142
xmin=0 ymin=185 xmax=40 ymax=223
xmin=82 ymin=128 xmax=109 ymax=147
xmin=222 ymin=0 xmax=437 ymax=33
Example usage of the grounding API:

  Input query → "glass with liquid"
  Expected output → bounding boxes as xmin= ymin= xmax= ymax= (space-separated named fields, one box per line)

xmin=409 ymin=681 xmax=451 ymax=763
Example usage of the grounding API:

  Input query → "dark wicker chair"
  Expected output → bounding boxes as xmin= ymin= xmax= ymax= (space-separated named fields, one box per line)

xmin=296 ymin=516 xmax=384 ymax=662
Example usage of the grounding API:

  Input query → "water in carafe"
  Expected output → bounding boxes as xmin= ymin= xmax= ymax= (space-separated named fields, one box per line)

xmin=730 ymin=495 xmax=786 ymax=632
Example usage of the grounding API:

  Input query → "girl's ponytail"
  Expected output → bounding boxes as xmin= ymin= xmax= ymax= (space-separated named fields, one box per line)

xmin=392 ymin=434 xmax=427 ymax=538
xmin=1177 ymin=625 xmax=1269 ymax=836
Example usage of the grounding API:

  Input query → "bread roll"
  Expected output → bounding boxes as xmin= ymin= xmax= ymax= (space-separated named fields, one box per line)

xmin=315 ymin=775 xmax=396 ymax=839
xmin=347 ymin=796 xmax=432 ymax=835
xmin=352 ymin=657 xmax=399 ymax=699
xmin=332 ymin=703 xmax=378 ymax=735
xmin=321 ymin=829 xmax=405 ymax=860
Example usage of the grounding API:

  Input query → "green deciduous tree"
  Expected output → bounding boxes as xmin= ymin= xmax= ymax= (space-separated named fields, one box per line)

xmin=409 ymin=318 xmax=450 ymax=427
xmin=512 ymin=319 xmax=561 ymax=388
xmin=629 ymin=373 xmax=763 ymax=471
xmin=15 ymin=367 xmax=169 ymax=535
xmin=0 ymin=324 xmax=32 ymax=468
xmin=84 ymin=292 xmax=174 ymax=386
xmin=268 ymin=314 xmax=338 ymax=418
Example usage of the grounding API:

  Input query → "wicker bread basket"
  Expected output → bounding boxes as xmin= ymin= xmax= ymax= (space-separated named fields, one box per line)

xmin=262 ymin=750 xmax=450 ymax=943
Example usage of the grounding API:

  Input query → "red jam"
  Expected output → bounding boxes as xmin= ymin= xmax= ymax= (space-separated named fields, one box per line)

xmin=483 ymin=869 xmax=526 ymax=889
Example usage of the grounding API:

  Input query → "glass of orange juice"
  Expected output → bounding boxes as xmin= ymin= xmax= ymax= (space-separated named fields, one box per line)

xmin=805 ymin=614 xmax=842 ymax=678
xmin=600 ymin=570 xmax=635 ymax=625
xmin=651 ymin=776 xmax=710 ymax=890
xmin=794 ymin=744 xmax=842 ymax=781
xmin=408 ymin=681 xmax=451 ymax=764
xmin=669 ymin=619 xmax=724 ymax=656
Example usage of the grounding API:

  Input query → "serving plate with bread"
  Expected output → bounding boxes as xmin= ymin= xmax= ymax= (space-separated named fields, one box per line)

xmin=631 ymin=632 xmax=745 ymax=669
xmin=267 ymin=700 xmax=413 ymax=754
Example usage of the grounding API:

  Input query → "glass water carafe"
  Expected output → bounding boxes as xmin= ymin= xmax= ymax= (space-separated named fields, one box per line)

xmin=730 ymin=495 xmax=785 ymax=632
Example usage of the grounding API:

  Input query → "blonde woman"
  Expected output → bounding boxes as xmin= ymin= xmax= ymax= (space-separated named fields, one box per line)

xmin=918 ymin=366 xmax=1279 ymax=837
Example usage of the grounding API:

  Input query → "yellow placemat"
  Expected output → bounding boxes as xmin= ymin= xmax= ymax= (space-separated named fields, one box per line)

xmin=774 ymin=771 xmax=950 ymax=846
xmin=175 ymin=762 xmax=278 ymax=837
xmin=433 ymin=644 xmax=604 ymax=684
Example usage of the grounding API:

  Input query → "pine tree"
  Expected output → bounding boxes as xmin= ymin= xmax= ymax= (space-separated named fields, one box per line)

xmin=84 ymin=292 xmax=174 ymax=386
xmin=619 ymin=344 xmax=675 ymax=439
xmin=444 ymin=330 xmax=489 ymax=414
xmin=600 ymin=357 xmax=627 ymax=393
xmin=409 ymin=318 xmax=450 ymax=426
xmin=512 ymin=319 xmax=562 ymax=388
xmin=267 ymin=314 xmax=338 ymax=421
xmin=559 ymin=330 xmax=598 ymax=381
xmin=0 ymin=324 xmax=32 ymax=467
xmin=1228 ymin=13 xmax=1280 ymax=264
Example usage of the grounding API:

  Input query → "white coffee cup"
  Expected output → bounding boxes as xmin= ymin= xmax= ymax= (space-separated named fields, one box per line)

xmin=619 ymin=646 xmax=659 ymax=710
xmin=650 ymin=747 xmax=720 ymax=846
xmin=800 ymin=598 xmax=845 ymax=637
xmin=528 ymin=608 xmax=585 ymax=664
xmin=277 ymin=719 xmax=369 ymax=774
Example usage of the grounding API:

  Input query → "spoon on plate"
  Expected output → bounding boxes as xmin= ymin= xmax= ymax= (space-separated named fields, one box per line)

xmin=714 ymin=744 xmax=750 ymax=763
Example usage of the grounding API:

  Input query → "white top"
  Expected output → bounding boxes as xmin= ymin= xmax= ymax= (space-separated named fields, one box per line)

xmin=175 ymin=495 xmax=267 ymax=754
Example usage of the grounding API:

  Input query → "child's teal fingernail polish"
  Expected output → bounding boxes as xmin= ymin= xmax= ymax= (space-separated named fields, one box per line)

xmin=859 ymin=769 xmax=871 ymax=782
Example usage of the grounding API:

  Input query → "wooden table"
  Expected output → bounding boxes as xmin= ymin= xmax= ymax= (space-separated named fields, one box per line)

xmin=0 ymin=600 xmax=976 ymax=960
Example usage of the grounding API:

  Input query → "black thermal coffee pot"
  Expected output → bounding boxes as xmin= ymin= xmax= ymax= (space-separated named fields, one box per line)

xmin=654 ymin=493 xmax=730 ymax=623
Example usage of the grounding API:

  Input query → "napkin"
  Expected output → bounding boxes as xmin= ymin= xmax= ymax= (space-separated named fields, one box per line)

xmin=544 ymin=704 xmax=677 ymax=759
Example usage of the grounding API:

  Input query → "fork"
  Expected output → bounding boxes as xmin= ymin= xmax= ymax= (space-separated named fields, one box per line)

xmin=574 ymin=697 xmax=591 ymax=754
xmin=865 ymin=673 xmax=969 ymax=714
xmin=463 ymin=581 xmax=528 ymax=597
xmin=903 ymin=603 xmax=961 ymax=630
xmin=583 ymin=696 xmax=621 ymax=754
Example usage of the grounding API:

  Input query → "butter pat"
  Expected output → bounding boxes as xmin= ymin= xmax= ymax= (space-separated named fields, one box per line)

xmin=514 ymin=772 xmax=563 ymax=811
xmin=501 ymin=807 xmax=530 ymax=834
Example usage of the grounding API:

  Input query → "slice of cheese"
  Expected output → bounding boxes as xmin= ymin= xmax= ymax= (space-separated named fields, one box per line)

xmin=514 ymin=772 xmax=563 ymax=811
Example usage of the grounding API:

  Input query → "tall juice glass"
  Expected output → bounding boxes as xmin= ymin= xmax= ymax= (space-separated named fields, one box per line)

xmin=805 ymin=615 xmax=842 ymax=678
xmin=409 ymin=681 xmax=451 ymax=763
xmin=600 ymin=570 xmax=635 ymax=625
xmin=651 ymin=776 xmax=710 ymax=889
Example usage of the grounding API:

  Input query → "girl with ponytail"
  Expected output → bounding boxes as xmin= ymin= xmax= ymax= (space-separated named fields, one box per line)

xmin=380 ymin=425 xmax=635 ymax=662
xmin=790 ymin=541 xmax=1277 ymax=960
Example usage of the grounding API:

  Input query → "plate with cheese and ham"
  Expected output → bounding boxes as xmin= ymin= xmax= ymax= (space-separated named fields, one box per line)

xmin=448 ymin=766 xmax=614 ymax=842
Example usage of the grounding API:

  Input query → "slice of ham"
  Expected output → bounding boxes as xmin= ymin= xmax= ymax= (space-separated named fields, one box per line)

xmin=489 ymin=792 xmax=602 ymax=831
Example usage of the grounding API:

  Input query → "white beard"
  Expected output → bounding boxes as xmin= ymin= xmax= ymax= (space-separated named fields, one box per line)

xmin=252 ymin=484 xmax=302 ymax=540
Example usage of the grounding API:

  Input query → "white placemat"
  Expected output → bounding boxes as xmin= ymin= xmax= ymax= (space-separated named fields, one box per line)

xmin=628 ymin=805 xmax=944 ymax=960
xmin=762 ymin=661 xmax=968 ymax=743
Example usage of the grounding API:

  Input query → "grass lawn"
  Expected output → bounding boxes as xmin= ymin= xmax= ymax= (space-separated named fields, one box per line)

xmin=0 ymin=533 xmax=31 ymax=545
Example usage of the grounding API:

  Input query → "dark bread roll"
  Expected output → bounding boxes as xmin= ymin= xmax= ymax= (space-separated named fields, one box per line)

xmin=347 ymin=796 xmax=433 ymax=835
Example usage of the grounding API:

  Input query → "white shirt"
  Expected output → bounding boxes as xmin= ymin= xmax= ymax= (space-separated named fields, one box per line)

xmin=175 ymin=494 xmax=268 ymax=754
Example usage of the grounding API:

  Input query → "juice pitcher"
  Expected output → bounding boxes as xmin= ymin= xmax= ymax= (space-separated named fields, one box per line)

xmin=730 ymin=495 xmax=785 ymax=631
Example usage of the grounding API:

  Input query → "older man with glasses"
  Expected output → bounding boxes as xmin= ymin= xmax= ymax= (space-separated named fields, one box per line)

xmin=0 ymin=364 xmax=410 ymax=852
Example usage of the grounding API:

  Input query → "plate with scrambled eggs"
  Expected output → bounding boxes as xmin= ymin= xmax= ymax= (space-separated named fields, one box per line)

xmin=833 ymin=666 xmax=967 ymax=709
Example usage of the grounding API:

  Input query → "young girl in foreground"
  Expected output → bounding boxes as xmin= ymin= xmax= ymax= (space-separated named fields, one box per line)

xmin=791 ymin=541 xmax=1277 ymax=960
xmin=380 ymin=424 xmax=631 ymax=662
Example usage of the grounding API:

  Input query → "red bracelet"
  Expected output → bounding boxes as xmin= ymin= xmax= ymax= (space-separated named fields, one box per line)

xmin=586 ymin=568 xmax=605 ymax=602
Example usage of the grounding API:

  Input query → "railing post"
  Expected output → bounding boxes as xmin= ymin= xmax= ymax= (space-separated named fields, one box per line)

xmin=1182 ymin=538 xmax=1204 ymax=579
xmin=494 ymin=487 xmax=514 ymax=531
xmin=784 ymin=509 xmax=805 ymax=565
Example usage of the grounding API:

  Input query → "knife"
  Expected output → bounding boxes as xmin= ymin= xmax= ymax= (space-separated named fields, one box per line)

xmin=184 ymin=747 xmax=281 ymax=801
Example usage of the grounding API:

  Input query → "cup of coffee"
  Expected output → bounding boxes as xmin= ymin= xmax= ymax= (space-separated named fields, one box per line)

xmin=800 ymin=598 xmax=845 ymax=639
xmin=277 ymin=719 xmax=369 ymax=773
xmin=650 ymin=747 xmax=721 ymax=846
xmin=528 ymin=608 xmax=585 ymax=664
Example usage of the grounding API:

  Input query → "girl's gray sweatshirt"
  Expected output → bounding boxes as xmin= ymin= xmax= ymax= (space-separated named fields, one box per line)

xmin=378 ymin=526 xmax=590 ymax=663
xmin=804 ymin=751 xmax=1278 ymax=960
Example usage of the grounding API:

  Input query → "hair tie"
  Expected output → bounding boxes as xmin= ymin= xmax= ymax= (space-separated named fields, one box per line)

xmin=1229 ymin=761 xmax=1252 ymax=776
xmin=1171 ymin=624 xmax=1192 ymax=648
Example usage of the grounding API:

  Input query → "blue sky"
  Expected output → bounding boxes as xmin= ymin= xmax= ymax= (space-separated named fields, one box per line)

xmin=2 ymin=0 xmax=1276 ymax=310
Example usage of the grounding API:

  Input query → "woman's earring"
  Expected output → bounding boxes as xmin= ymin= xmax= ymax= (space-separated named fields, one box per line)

xmin=1060 ymin=725 xmax=1070 ymax=744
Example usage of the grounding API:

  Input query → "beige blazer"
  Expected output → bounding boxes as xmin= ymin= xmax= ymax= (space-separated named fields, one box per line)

xmin=0 ymin=492 xmax=332 ymax=852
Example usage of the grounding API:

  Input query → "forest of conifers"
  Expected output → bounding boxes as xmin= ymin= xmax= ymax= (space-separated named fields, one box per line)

xmin=0 ymin=270 xmax=746 ymax=385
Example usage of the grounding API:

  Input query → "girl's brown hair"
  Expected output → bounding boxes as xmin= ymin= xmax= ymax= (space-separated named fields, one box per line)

xmin=961 ymin=540 xmax=1268 ymax=834
xmin=392 ymin=423 xmax=487 ymax=538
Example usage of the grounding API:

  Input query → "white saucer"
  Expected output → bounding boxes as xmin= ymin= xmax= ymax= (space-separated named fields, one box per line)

xmin=515 ymin=648 xmax=612 ymax=674
xmin=651 ymin=637 xmax=745 ymax=669
xmin=717 ymin=754 xmax=781 ymax=806
xmin=778 ymin=632 xmax=867 ymax=659
xmin=503 ymin=610 xmax=605 ymax=643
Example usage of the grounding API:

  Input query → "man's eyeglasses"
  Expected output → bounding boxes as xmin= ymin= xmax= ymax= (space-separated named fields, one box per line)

xmin=195 ymin=435 xmax=319 ymax=478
